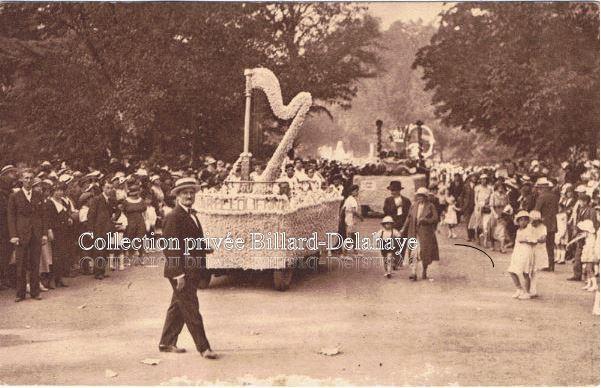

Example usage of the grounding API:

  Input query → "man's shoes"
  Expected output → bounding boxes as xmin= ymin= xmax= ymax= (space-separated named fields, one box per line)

xmin=56 ymin=281 xmax=68 ymax=288
xmin=201 ymin=349 xmax=218 ymax=359
xmin=409 ymin=274 xmax=417 ymax=281
xmin=32 ymin=295 xmax=42 ymax=300
xmin=540 ymin=268 xmax=553 ymax=272
xmin=94 ymin=275 xmax=104 ymax=280
xmin=567 ymin=277 xmax=582 ymax=281
xmin=15 ymin=296 xmax=24 ymax=302
xmin=159 ymin=345 xmax=186 ymax=353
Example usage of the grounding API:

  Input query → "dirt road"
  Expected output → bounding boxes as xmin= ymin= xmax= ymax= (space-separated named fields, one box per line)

xmin=0 ymin=219 xmax=598 ymax=385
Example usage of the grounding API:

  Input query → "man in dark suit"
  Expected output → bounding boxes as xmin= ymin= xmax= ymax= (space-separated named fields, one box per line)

xmin=86 ymin=179 xmax=115 ymax=279
xmin=159 ymin=177 xmax=216 ymax=359
xmin=534 ymin=178 xmax=559 ymax=271
xmin=8 ymin=170 xmax=48 ymax=302
xmin=383 ymin=180 xmax=411 ymax=267
xmin=0 ymin=165 xmax=18 ymax=290
xmin=460 ymin=174 xmax=477 ymax=241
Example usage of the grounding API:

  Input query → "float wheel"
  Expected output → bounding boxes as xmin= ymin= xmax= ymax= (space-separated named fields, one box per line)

xmin=197 ymin=272 xmax=212 ymax=289
xmin=273 ymin=269 xmax=293 ymax=291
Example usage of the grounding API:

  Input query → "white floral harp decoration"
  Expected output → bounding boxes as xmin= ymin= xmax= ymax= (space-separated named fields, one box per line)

xmin=199 ymin=68 xmax=341 ymax=270
xmin=227 ymin=68 xmax=313 ymax=183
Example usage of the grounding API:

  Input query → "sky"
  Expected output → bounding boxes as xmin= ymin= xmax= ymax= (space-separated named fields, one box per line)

xmin=365 ymin=2 xmax=450 ymax=29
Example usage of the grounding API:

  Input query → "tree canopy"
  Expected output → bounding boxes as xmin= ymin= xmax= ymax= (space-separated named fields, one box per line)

xmin=0 ymin=3 xmax=380 ymax=167
xmin=413 ymin=2 xmax=599 ymax=159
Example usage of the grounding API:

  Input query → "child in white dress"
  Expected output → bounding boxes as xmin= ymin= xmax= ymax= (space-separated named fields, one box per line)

xmin=443 ymin=196 xmax=460 ymax=239
xmin=577 ymin=220 xmax=598 ymax=292
xmin=377 ymin=216 xmax=401 ymax=278
xmin=554 ymin=203 xmax=569 ymax=264
xmin=527 ymin=210 xmax=547 ymax=298
xmin=507 ymin=211 xmax=534 ymax=300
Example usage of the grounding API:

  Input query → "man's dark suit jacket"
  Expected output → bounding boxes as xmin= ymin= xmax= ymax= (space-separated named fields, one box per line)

xmin=86 ymin=194 xmax=115 ymax=238
xmin=383 ymin=195 xmax=412 ymax=230
xmin=460 ymin=183 xmax=475 ymax=216
xmin=44 ymin=199 xmax=71 ymax=238
xmin=535 ymin=190 xmax=559 ymax=233
xmin=7 ymin=189 xmax=47 ymax=242
xmin=162 ymin=204 xmax=208 ymax=279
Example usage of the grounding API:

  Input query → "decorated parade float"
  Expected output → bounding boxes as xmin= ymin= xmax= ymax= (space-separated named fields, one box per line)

xmin=353 ymin=120 xmax=431 ymax=216
xmin=193 ymin=68 xmax=342 ymax=291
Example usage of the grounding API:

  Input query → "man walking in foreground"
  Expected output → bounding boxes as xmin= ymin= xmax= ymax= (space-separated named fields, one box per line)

xmin=159 ymin=177 xmax=217 ymax=359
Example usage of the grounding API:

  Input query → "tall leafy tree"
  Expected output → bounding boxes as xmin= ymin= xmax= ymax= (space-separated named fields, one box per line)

xmin=0 ymin=3 xmax=380 ymax=165
xmin=413 ymin=2 xmax=599 ymax=158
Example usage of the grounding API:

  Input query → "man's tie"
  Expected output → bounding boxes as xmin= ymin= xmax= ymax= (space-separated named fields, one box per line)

xmin=188 ymin=208 xmax=200 ymax=228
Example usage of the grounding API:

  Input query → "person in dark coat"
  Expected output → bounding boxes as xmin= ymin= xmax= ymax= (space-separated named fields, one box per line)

xmin=504 ymin=178 xmax=520 ymax=244
xmin=8 ymin=170 xmax=49 ymax=301
xmin=459 ymin=174 xmax=477 ymax=241
xmin=86 ymin=179 xmax=116 ymax=279
xmin=159 ymin=177 xmax=217 ymax=359
xmin=0 ymin=165 xmax=18 ymax=290
xmin=448 ymin=173 xmax=464 ymax=220
xmin=401 ymin=187 xmax=439 ymax=281
xmin=123 ymin=184 xmax=147 ymax=258
xmin=518 ymin=182 xmax=536 ymax=211
xmin=44 ymin=183 xmax=71 ymax=287
xmin=383 ymin=180 xmax=412 ymax=267
xmin=534 ymin=178 xmax=559 ymax=271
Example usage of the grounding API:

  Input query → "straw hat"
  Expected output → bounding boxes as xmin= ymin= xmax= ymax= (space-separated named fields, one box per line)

xmin=416 ymin=187 xmax=428 ymax=196
xmin=0 ymin=165 xmax=17 ymax=176
xmin=381 ymin=216 xmax=394 ymax=224
xmin=514 ymin=210 xmax=530 ymax=222
xmin=534 ymin=177 xmax=552 ymax=187
xmin=577 ymin=219 xmax=595 ymax=234
xmin=170 ymin=177 xmax=202 ymax=196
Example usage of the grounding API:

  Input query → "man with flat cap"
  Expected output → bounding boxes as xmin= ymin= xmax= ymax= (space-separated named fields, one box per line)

xmin=383 ymin=180 xmax=411 ymax=267
xmin=159 ymin=177 xmax=217 ymax=359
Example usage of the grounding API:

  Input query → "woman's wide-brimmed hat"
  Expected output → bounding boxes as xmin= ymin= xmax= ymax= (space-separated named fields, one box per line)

xmin=577 ymin=219 xmax=595 ymax=233
xmin=514 ymin=210 xmax=530 ymax=222
xmin=534 ymin=177 xmax=552 ymax=187
xmin=170 ymin=177 xmax=202 ymax=196
xmin=416 ymin=187 xmax=429 ymax=196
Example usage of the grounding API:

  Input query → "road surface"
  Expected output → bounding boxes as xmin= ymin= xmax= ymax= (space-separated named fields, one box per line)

xmin=0 ymin=219 xmax=598 ymax=385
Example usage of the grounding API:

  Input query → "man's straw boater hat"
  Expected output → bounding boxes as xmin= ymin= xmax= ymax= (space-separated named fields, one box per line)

xmin=170 ymin=177 xmax=202 ymax=196
xmin=0 ymin=165 xmax=17 ymax=176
